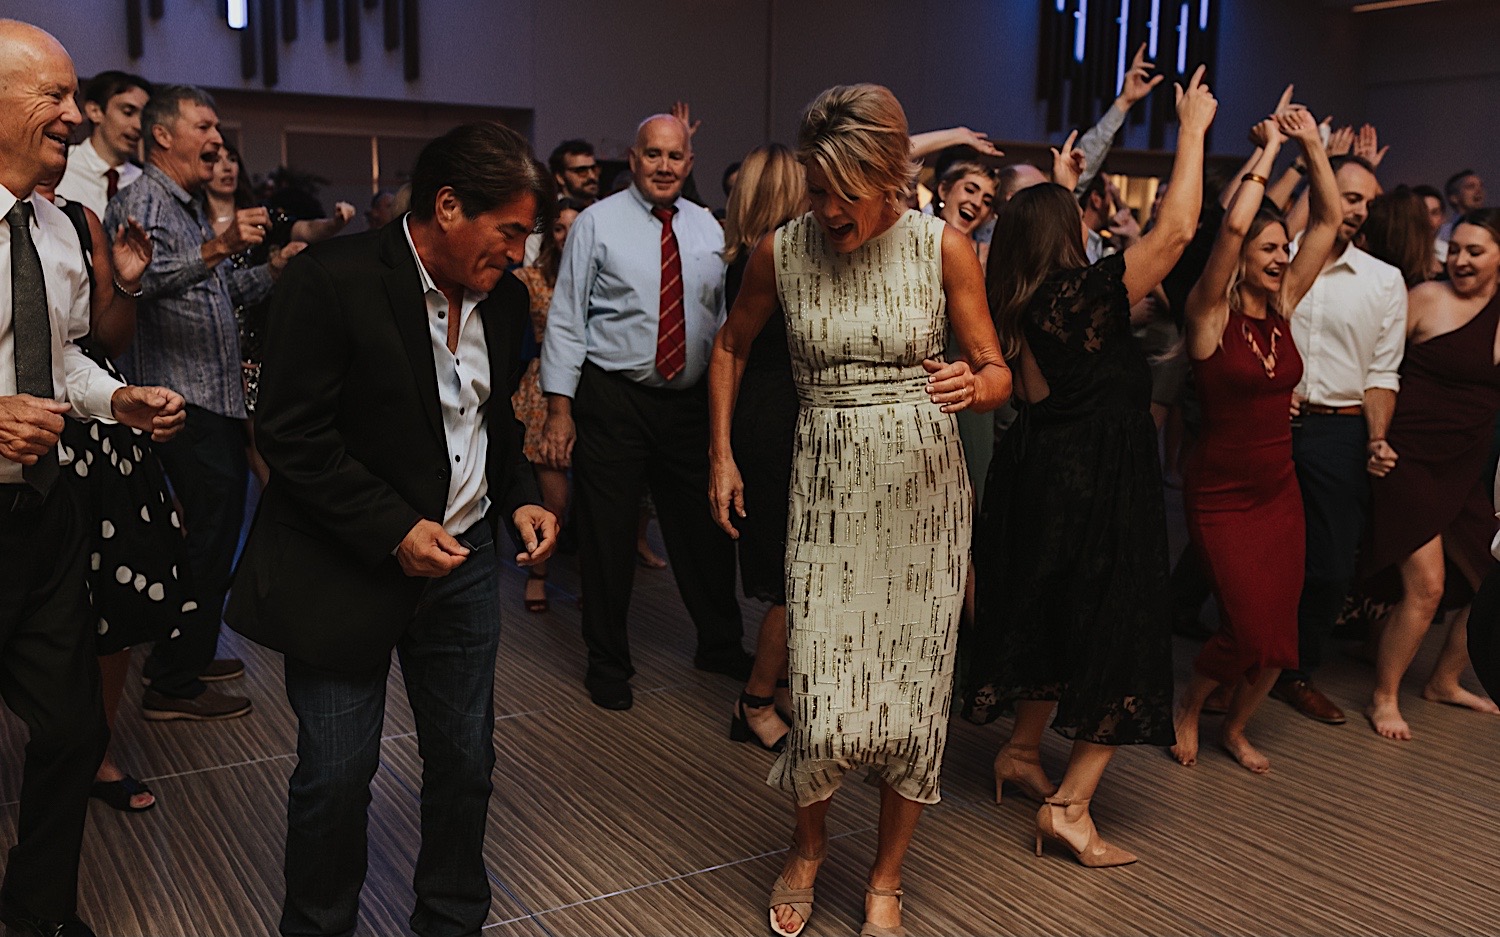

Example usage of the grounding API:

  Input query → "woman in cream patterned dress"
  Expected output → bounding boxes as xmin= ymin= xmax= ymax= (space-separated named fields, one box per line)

xmin=709 ymin=85 xmax=1010 ymax=937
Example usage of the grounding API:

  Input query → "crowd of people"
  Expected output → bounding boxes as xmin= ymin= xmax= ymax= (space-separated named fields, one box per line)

xmin=0 ymin=14 xmax=1496 ymax=937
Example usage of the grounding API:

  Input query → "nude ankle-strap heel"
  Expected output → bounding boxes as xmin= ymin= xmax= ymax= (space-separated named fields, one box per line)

xmin=859 ymin=884 xmax=909 ymax=937
xmin=993 ymin=743 xmax=1058 ymax=804
xmin=1034 ymin=797 xmax=1138 ymax=868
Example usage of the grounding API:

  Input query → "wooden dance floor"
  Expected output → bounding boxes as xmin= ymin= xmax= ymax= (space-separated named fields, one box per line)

xmin=1 ymin=508 xmax=1496 ymax=936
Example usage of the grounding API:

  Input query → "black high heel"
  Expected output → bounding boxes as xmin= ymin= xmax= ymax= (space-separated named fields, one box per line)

xmin=729 ymin=691 xmax=788 ymax=753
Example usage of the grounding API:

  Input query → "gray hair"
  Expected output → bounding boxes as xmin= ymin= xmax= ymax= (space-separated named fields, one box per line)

xmin=142 ymin=85 xmax=216 ymax=152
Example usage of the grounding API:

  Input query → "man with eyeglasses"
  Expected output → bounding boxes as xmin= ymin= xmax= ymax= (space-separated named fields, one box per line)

xmin=549 ymin=138 xmax=601 ymax=205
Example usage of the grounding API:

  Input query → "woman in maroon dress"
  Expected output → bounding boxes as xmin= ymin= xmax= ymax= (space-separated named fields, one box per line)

xmin=1171 ymin=106 xmax=1342 ymax=773
xmin=1364 ymin=209 xmax=1500 ymax=740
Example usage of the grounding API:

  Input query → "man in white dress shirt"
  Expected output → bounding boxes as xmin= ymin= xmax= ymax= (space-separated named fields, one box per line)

xmin=0 ymin=21 xmax=185 ymax=937
xmin=1276 ymin=155 xmax=1408 ymax=725
xmin=53 ymin=70 xmax=150 ymax=219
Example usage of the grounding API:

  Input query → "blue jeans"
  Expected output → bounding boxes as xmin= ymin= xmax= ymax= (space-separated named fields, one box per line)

xmin=280 ymin=521 xmax=500 ymax=937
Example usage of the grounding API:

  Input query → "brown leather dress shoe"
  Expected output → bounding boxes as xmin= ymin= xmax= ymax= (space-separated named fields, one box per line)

xmin=1271 ymin=679 xmax=1346 ymax=724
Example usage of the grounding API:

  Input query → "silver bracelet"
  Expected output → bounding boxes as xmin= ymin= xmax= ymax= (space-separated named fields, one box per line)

xmin=113 ymin=278 xmax=144 ymax=299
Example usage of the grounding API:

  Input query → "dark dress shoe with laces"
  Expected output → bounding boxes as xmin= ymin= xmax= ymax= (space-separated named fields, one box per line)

xmin=0 ymin=910 xmax=97 ymax=937
xmin=1271 ymin=679 xmax=1346 ymax=724
xmin=587 ymin=682 xmax=633 ymax=711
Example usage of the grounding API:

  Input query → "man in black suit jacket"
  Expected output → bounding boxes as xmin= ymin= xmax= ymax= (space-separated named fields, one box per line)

xmin=227 ymin=122 xmax=557 ymax=937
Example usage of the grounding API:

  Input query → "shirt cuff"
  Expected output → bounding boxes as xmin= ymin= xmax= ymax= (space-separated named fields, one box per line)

xmin=1364 ymin=375 xmax=1401 ymax=394
xmin=74 ymin=373 xmax=127 ymax=423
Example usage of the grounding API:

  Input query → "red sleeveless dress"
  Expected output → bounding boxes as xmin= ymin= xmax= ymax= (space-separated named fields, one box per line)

xmin=1185 ymin=311 xmax=1306 ymax=684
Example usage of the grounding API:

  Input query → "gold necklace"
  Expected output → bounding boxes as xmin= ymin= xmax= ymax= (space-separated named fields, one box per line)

xmin=1241 ymin=316 xmax=1282 ymax=379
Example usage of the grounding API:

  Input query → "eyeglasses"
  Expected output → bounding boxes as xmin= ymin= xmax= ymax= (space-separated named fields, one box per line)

xmin=563 ymin=163 xmax=600 ymax=176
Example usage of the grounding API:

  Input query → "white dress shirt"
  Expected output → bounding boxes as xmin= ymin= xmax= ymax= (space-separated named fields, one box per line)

xmin=54 ymin=138 xmax=142 ymax=220
xmin=402 ymin=217 xmax=491 ymax=535
xmin=0 ymin=187 xmax=125 ymax=484
xmin=1290 ymin=240 xmax=1408 ymax=409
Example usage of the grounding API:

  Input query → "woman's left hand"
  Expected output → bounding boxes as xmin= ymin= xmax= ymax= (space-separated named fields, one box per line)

xmin=923 ymin=357 xmax=976 ymax=412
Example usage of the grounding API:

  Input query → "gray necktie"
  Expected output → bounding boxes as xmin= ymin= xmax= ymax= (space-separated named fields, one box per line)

xmin=7 ymin=200 xmax=59 ymax=494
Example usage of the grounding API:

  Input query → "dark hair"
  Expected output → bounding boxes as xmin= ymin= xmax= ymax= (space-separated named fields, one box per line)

xmin=721 ymin=160 xmax=742 ymax=196
xmin=141 ymin=85 xmax=216 ymax=153
xmin=1330 ymin=155 xmax=1378 ymax=179
xmin=535 ymin=197 xmax=588 ymax=287
xmin=1445 ymin=169 xmax=1478 ymax=198
xmin=410 ymin=123 xmax=553 ymax=226
xmin=1455 ymin=208 xmax=1500 ymax=248
xmin=1411 ymin=184 xmax=1443 ymax=204
xmin=987 ymin=183 xmax=1090 ymax=359
xmin=1079 ymin=172 xmax=1107 ymax=207
xmin=1359 ymin=188 xmax=1431 ymax=287
xmin=83 ymin=71 xmax=152 ymax=109
xmin=218 ymin=142 xmax=259 ymax=211
xmin=547 ymin=138 xmax=594 ymax=178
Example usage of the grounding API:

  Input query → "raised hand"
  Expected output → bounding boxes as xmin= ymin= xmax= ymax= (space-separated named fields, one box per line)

xmin=1326 ymin=124 xmax=1355 ymax=157
xmin=1174 ymin=64 xmax=1217 ymax=136
xmin=1278 ymin=107 xmax=1322 ymax=147
xmin=331 ymin=201 xmax=356 ymax=229
xmin=951 ymin=126 xmax=1004 ymax=158
xmin=110 ymin=217 xmax=152 ymax=290
xmin=1050 ymin=129 xmax=1086 ymax=191
xmin=1119 ymin=43 xmax=1166 ymax=107
xmin=1272 ymin=83 xmax=1296 ymax=118
xmin=671 ymin=101 xmax=701 ymax=138
xmin=1354 ymin=123 xmax=1389 ymax=167
xmin=1248 ymin=117 xmax=1285 ymax=150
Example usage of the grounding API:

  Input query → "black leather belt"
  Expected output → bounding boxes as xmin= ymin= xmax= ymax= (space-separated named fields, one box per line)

xmin=0 ymin=483 xmax=45 ymax=515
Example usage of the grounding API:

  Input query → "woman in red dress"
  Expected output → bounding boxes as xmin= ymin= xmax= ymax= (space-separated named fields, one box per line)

xmin=1363 ymin=209 xmax=1500 ymax=740
xmin=1171 ymin=105 xmax=1342 ymax=773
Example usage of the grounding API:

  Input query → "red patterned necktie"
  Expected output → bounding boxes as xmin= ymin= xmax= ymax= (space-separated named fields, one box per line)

xmin=652 ymin=206 xmax=686 ymax=382
xmin=105 ymin=167 xmax=120 ymax=200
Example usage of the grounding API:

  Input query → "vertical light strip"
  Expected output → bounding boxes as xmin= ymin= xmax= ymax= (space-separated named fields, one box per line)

xmin=1074 ymin=0 xmax=1089 ymax=62
xmin=1176 ymin=2 xmax=1189 ymax=73
xmin=1148 ymin=0 xmax=1161 ymax=57
xmin=1199 ymin=0 xmax=1209 ymax=30
xmin=1115 ymin=0 xmax=1131 ymax=93
xmin=227 ymin=0 xmax=248 ymax=28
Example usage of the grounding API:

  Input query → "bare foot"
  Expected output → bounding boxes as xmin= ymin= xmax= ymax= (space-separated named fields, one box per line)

xmin=771 ymin=846 xmax=823 ymax=934
xmin=1422 ymin=683 xmax=1500 ymax=714
xmin=1221 ymin=731 xmax=1271 ymax=774
xmin=863 ymin=884 xmax=903 ymax=933
xmin=636 ymin=542 xmax=668 ymax=569
xmin=1170 ymin=705 xmax=1199 ymax=767
xmin=1365 ymin=698 xmax=1412 ymax=740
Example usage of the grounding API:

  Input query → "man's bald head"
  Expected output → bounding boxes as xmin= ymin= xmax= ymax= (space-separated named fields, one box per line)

xmin=629 ymin=113 xmax=693 ymax=209
xmin=999 ymin=163 xmax=1048 ymax=201
xmin=0 ymin=19 xmax=81 ymax=196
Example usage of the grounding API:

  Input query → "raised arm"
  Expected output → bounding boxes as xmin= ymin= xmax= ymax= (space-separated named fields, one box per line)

xmin=1122 ymin=65 xmax=1217 ymax=306
xmin=707 ymin=237 xmax=779 ymax=537
xmin=1075 ymin=43 xmax=1164 ymax=195
xmin=910 ymin=126 xmax=1003 ymax=161
xmin=87 ymin=209 xmax=152 ymax=360
xmin=1183 ymin=120 xmax=1283 ymax=359
xmin=1276 ymin=108 xmax=1342 ymax=314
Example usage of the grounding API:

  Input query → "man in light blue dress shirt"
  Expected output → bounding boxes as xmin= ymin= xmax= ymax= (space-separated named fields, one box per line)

xmin=539 ymin=113 xmax=749 ymax=710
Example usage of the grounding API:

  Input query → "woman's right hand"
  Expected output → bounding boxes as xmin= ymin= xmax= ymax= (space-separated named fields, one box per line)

xmin=1249 ymin=117 xmax=1284 ymax=150
xmin=708 ymin=455 xmax=746 ymax=539
xmin=1174 ymin=64 xmax=1217 ymax=136
xmin=1279 ymin=107 xmax=1322 ymax=149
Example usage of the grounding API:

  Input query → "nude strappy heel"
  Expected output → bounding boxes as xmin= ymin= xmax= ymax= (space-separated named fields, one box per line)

xmin=768 ymin=841 xmax=826 ymax=937
xmin=992 ymin=743 xmax=1058 ymax=804
xmin=859 ymin=884 xmax=909 ymax=937
xmin=1034 ymin=797 xmax=1138 ymax=868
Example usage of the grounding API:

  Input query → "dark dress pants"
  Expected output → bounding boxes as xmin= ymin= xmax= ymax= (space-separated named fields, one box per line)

xmin=1289 ymin=413 xmax=1369 ymax=679
xmin=144 ymin=404 xmax=247 ymax=697
xmin=0 ymin=478 xmax=108 ymax=923
xmin=280 ymin=524 xmax=499 ymax=937
xmin=571 ymin=364 xmax=744 ymax=689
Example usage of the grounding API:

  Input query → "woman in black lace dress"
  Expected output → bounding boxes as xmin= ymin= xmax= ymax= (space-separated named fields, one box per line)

xmin=964 ymin=70 xmax=1217 ymax=867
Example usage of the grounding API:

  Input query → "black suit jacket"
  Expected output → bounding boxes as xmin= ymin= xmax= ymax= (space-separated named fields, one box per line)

xmin=226 ymin=222 xmax=539 ymax=673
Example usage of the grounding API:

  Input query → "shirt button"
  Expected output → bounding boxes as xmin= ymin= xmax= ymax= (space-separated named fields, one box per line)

xmin=454 ymin=455 xmax=461 ymax=462
xmin=437 ymin=311 xmax=446 ymax=319
xmin=459 ymin=407 xmax=465 ymax=415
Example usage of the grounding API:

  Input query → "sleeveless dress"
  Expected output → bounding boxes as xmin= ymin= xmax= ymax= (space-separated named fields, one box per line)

xmin=511 ymin=266 xmax=553 ymax=465
xmin=768 ymin=211 xmax=970 ymax=806
xmin=964 ymin=252 xmax=1175 ymax=746
xmin=727 ymin=254 xmax=799 ymax=604
xmin=1363 ymin=291 xmax=1500 ymax=581
xmin=1185 ymin=312 xmax=1305 ymax=683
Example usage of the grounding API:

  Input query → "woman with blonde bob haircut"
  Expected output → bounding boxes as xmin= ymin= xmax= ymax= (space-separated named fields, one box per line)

xmin=709 ymin=84 xmax=1011 ymax=937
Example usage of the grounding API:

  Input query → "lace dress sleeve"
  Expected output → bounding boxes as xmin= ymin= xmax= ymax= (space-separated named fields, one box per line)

xmin=1028 ymin=252 xmax=1130 ymax=353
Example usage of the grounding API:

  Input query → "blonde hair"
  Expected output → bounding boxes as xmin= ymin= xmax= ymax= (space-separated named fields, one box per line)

xmin=1227 ymin=210 xmax=1289 ymax=316
xmin=796 ymin=84 xmax=918 ymax=212
xmin=722 ymin=143 xmax=806 ymax=265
